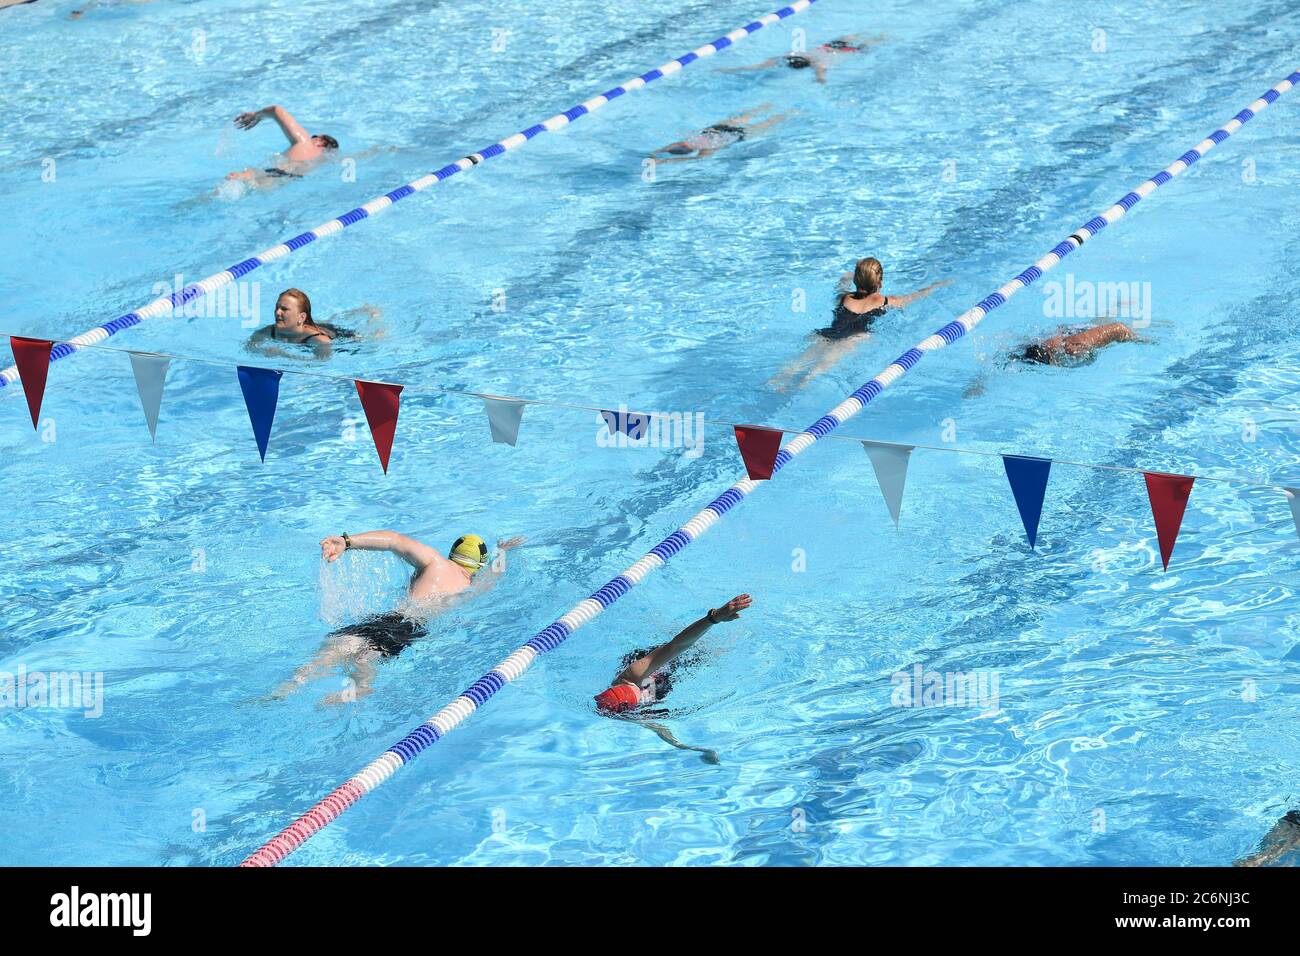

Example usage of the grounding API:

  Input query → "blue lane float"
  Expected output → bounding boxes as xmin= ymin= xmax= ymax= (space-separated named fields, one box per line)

xmin=1 ymin=0 xmax=821 ymax=392
xmin=242 ymin=67 xmax=1300 ymax=867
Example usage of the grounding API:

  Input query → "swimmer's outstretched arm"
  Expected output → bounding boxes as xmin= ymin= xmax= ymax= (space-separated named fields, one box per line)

xmin=656 ymin=149 xmax=716 ymax=164
xmin=1057 ymin=322 xmax=1139 ymax=355
xmin=470 ymin=536 xmax=527 ymax=593
xmin=321 ymin=531 xmax=439 ymax=571
xmin=887 ymin=278 xmax=952 ymax=308
xmin=618 ymin=594 xmax=751 ymax=686
xmin=235 ymin=105 xmax=311 ymax=146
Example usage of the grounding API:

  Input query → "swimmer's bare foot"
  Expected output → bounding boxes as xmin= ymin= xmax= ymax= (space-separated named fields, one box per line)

xmin=319 ymin=685 xmax=373 ymax=707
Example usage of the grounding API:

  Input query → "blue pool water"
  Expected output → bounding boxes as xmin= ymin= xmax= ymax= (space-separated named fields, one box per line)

xmin=2 ymin=0 xmax=1299 ymax=866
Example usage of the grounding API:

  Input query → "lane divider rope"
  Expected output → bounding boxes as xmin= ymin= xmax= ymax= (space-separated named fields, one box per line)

xmin=240 ymin=68 xmax=1300 ymax=866
xmin=0 ymin=0 xmax=820 ymax=392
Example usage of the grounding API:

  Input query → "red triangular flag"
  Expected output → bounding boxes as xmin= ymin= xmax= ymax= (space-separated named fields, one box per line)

xmin=10 ymin=336 xmax=53 ymax=430
xmin=733 ymin=425 xmax=784 ymax=481
xmin=354 ymin=380 xmax=403 ymax=473
xmin=1143 ymin=471 xmax=1195 ymax=571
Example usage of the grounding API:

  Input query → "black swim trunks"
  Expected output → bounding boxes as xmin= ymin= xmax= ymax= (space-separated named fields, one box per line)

xmin=263 ymin=167 xmax=303 ymax=179
xmin=333 ymin=612 xmax=427 ymax=658
xmin=784 ymin=54 xmax=813 ymax=69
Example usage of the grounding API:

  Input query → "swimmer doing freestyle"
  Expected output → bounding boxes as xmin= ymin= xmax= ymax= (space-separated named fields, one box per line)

xmin=720 ymin=33 xmax=883 ymax=84
xmin=226 ymin=104 xmax=338 ymax=187
xmin=272 ymin=530 xmax=525 ymax=705
xmin=594 ymin=594 xmax=751 ymax=763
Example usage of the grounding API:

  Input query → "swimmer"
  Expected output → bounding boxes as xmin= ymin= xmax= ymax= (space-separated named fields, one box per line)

xmin=1235 ymin=810 xmax=1300 ymax=866
xmin=246 ymin=289 xmax=377 ymax=360
xmin=649 ymin=104 xmax=794 ymax=163
xmin=272 ymin=531 xmax=526 ymax=704
xmin=720 ymin=33 xmax=883 ymax=84
xmin=225 ymin=104 xmax=338 ymax=187
xmin=1011 ymin=321 xmax=1140 ymax=367
xmin=594 ymin=593 xmax=751 ymax=763
xmin=769 ymin=258 xmax=950 ymax=392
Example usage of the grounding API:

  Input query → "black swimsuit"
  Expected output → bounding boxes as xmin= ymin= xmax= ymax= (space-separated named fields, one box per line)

xmin=333 ymin=612 xmax=427 ymax=658
xmin=264 ymin=167 xmax=303 ymax=179
xmin=270 ymin=322 xmax=355 ymax=343
xmin=816 ymin=295 xmax=889 ymax=340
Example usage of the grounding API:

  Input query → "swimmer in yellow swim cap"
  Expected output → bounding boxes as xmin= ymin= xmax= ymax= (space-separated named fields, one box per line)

xmin=271 ymin=529 xmax=526 ymax=704
xmin=448 ymin=534 xmax=489 ymax=572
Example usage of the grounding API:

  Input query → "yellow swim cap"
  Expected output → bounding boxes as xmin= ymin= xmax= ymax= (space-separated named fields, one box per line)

xmin=449 ymin=534 xmax=488 ymax=572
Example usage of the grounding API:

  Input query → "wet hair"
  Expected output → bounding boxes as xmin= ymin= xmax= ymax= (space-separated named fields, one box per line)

xmin=315 ymin=134 xmax=339 ymax=150
xmin=1017 ymin=343 xmax=1054 ymax=365
xmin=852 ymin=257 xmax=884 ymax=296
xmin=278 ymin=288 xmax=313 ymax=322
xmin=665 ymin=143 xmax=693 ymax=156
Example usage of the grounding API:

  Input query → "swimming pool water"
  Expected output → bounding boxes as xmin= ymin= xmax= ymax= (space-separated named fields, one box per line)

xmin=2 ymin=0 xmax=1299 ymax=866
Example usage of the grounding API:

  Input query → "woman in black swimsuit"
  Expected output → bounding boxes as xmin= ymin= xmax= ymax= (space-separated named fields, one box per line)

xmin=246 ymin=288 xmax=372 ymax=360
xmin=769 ymin=257 xmax=950 ymax=392
xmin=650 ymin=104 xmax=793 ymax=163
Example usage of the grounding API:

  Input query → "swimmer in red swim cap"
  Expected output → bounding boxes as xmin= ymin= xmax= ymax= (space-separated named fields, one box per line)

xmin=594 ymin=594 xmax=751 ymax=761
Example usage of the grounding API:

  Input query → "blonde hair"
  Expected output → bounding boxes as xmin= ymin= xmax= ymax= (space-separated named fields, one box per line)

xmin=279 ymin=288 xmax=313 ymax=322
xmin=852 ymin=257 xmax=884 ymax=296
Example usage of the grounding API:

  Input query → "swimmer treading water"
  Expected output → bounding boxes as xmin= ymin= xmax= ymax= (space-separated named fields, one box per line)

xmin=245 ymin=288 xmax=382 ymax=361
xmin=272 ymin=531 xmax=525 ymax=705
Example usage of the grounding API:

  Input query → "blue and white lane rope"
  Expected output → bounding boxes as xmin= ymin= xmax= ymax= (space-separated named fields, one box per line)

xmin=0 ymin=0 xmax=819 ymax=393
xmin=241 ymin=69 xmax=1300 ymax=866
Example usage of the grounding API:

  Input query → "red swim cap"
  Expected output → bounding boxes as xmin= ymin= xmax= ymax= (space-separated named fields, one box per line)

xmin=594 ymin=684 xmax=641 ymax=713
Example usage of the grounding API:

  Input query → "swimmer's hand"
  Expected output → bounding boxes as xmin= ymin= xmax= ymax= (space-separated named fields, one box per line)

xmin=711 ymin=593 xmax=751 ymax=622
xmin=320 ymin=535 xmax=347 ymax=562
xmin=497 ymin=535 xmax=526 ymax=551
xmin=234 ymin=110 xmax=265 ymax=130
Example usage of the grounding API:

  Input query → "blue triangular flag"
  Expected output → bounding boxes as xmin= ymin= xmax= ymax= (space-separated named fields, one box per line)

xmin=601 ymin=408 xmax=650 ymax=440
xmin=1002 ymin=454 xmax=1052 ymax=548
xmin=236 ymin=366 xmax=283 ymax=462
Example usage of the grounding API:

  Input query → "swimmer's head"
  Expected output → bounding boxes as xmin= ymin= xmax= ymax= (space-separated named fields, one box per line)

xmin=594 ymin=684 xmax=641 ymax=714
xmin=853 ymin=257 xmax=884 ymax=295
xmin=275 ymin=288 xmax=312 ymax=329
xmin=1017 ymin=343 xmax=1054 ymax=365
xmin=449 ymin=534 xmax=488 ymax=573
xmin=313 ymin=134 xmax=339 ymax=150
xmin=664 ymin=142 xmax=693 ymax=156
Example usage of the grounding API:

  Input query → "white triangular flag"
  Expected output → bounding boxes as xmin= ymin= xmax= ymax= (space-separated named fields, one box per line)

xmin=863 ymin=441 xmax=915 ymax=527
xmin=1286 ymin=488 xmax=1300 ymax=540
xmin=482 ymin=396 xmax=526 ymax=446
xmin=128 ymin=352 xmax=170 ymax=441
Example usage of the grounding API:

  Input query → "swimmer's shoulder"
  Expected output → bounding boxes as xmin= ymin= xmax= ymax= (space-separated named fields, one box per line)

xmin=839 ymin=292 xmax=888 ymax=313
